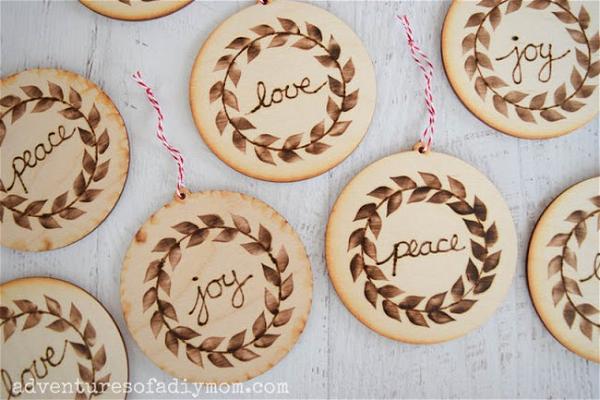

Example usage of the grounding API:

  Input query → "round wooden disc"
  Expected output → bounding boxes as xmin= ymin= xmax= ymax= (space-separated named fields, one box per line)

xmin=326 ymin=150 xmax=517 ymax=344
xmin=189 ymin=0 xmax=376 ymax=182
xmin=121 ymin=190 xmax=313 ymax=383
xmin=0 ymin=277 xmax=128 ymax=399
xmin=442 ymin=0 xmax=599 ymax=139
xmin=528 ymin=177 xmax=600 ymax=363
xmin=80 ymin=0 xmax=191 ymax=21
xmin=0 ymin=69 xmax=129 ymax=252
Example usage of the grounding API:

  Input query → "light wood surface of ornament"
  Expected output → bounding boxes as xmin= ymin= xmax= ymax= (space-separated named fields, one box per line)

xmin=189 ymin=0 xmax=376 ymax=182
xmin=0 ymin=277 xmax=129 ymax=400
xmin=80 ymin=0 xmax=191 ymax=21
xmin=326 ymin=150 xmax=517 ymax=344
xmin=121 ymin=190 xmax=312 ymax=383
xmin=0 ymin=69 xmax=129 ymax=252
xmin=528 ymin=177 xmax=600 ymax=363
xmin=442 ymin=0 xmax=599 ymax=139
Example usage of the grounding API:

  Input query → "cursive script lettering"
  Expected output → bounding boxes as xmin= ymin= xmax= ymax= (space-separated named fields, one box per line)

xmin=5 ymin=126 xmax=76 ymax=194
xmin=1 ymin=340 xmax=68 ymax=399
xmin=188 ymin=270 xmax=253 ymax=326
xmin=249 ymin=77 xmax=326 ymax=114
xmin=378 ymin=234 xmax=466 ymax=276
xmin=495 ymin=38 xmax=570 ymax=85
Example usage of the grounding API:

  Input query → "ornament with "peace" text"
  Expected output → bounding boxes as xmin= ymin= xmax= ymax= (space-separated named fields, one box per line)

xmin=326 ymin=17 xmax=517 ymax=344
xmin=0 ymin=69 xmax=129 ymax=252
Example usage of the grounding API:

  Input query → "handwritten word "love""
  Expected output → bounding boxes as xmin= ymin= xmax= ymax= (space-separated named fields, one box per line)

xmin=249 ymin=77 xmax=326 ymax=114
xmin=1 ymin=340 xmax=68 ymax=398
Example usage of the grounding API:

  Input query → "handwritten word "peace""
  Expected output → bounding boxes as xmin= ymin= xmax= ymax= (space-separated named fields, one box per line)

xmin=5 ymin=125 xmax=76 ymax=194
xmin=379 ymin=234 xmax=466 ymax=276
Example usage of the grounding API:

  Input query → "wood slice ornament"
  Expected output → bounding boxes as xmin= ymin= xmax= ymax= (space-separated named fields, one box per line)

xmin=326 ymin=150 xmax=517 ymax=343
xmin=0 ymin=69 xmax=129 ymax=252
xmin=124 ymin=74 xmax=312 ymax=383
xmin=80 ymin=0 xmax=191 ymax=21
xmin=121 ymin=190 xmax=312 ymax=382
xmin=528 ymin=177 xmax=600 ymax=362
xmin=0 ymin=277 xmax=128 ymax=399
xmin=189 ymin=0 xmax=376 ymax=182
xmin=325 ymin=17 xmax=517 ymax=344
xmin=442 ymin=0 xmax=599 ymax=139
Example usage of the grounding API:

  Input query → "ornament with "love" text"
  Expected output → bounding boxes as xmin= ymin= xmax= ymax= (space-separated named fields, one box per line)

xmin=190 ymin=0 xmax=376 ymax=182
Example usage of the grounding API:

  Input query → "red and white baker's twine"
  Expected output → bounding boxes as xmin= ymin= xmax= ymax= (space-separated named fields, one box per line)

xmin=399 ymin=15 xmax=436 ymax=151
xmin=132 ymin=71 xmax=186 ymax=198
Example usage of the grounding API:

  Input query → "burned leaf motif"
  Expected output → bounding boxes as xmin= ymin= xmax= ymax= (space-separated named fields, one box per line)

xmin=493 ymin=95 xmax=508 ymax=117
xmin=251 ymin=23 xmax=275 ymax=36
xmin=269 ymin=33 xmax=290 ymax=48
xmin=406 ymin=310 xmax=428 ymax=327
xmin=0 ymin=95 xmax=21 ymax=108
xmin=32 ymin=98 xmax=54 ymax=113
xmin=21 ymin=85 xmax=42 ymax=98
xmin=209 ymin=82 xmax=224 ymax=103
xmin=293 ymin=37 xmax=316 ymax=50
xmin=226 ymin=37 xmax=251 ymax=50
xmin=465 ymin=12 xmax=485 ymax=27
xmin=465 ymin=56 xmax=477 ymax=80
xmin=530 ymin=92 xmax=547 ymax=109
xmin=383 ymin=300 xmax=401 ymax=321
xmin=516 ymin=107 xmax=536 ymax=123
xmin=364 ymin=281 xmax=378 ymax=308
xmin=273 ymin=308 xmax=294 ymax=327
xmin=478 ymin=27 xmax=490 ymax=49
xmin=11 ymin=102 xmax=27 ymax=124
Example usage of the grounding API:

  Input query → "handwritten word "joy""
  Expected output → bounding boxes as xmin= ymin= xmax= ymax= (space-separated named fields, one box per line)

xmin=249 ymin=77 xmax=326 ymax=114
xmin=379 ymin=234 xmax=466 ymax=276
xmin=1 ymin=340 xmax=68 ymax=398
xmin=188 ymin=270 xmax=253 ymax=326
xmin=495 ymin=38 xmax=570 ymax=85
xmin=5 ymin=125 xmax=76 ymax=194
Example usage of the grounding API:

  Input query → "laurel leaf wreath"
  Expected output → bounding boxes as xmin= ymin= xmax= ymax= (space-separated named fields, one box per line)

xmin=0 ymin=296 xmax=110 ymax=399
xmin=0 ymin=81 xmax=111 ymax=230
xmin=546 ymin=195 xmax=600 ymax=340
xmin=143 ymin=214 xmax=294 ymax=368
xmin=463 ymin=0 xmax=599 ymax=124
xmin=209 ymin=17 xmax=358 ymax=165
xmin=347 ymin=172 xmax=501 ymax=327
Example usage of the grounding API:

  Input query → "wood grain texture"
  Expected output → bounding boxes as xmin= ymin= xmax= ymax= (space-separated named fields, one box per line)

xmin=0 ymin=1 xmax=598 ymax=398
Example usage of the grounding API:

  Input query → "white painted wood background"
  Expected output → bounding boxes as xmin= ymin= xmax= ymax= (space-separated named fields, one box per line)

xmin=1 ymin=0 xmax=599 ymax=398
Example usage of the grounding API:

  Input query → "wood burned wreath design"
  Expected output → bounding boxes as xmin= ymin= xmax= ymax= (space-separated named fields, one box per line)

xmin=347 ymin=172 xmax=502 ymax=327
xmin=0 ymin=296 xmax=110 ymax=399
xmin=546 ymin=195 xmax=600 ymax=340
xmin=209 ymin=17 xmax=357 ymax=165
xmin=463 ymin=0 xmax=599 ymax=123
xmin=142 ymin=214 xmax=294 ymax=368
xmin=0 ymin=82 xmax=111 ymax=230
